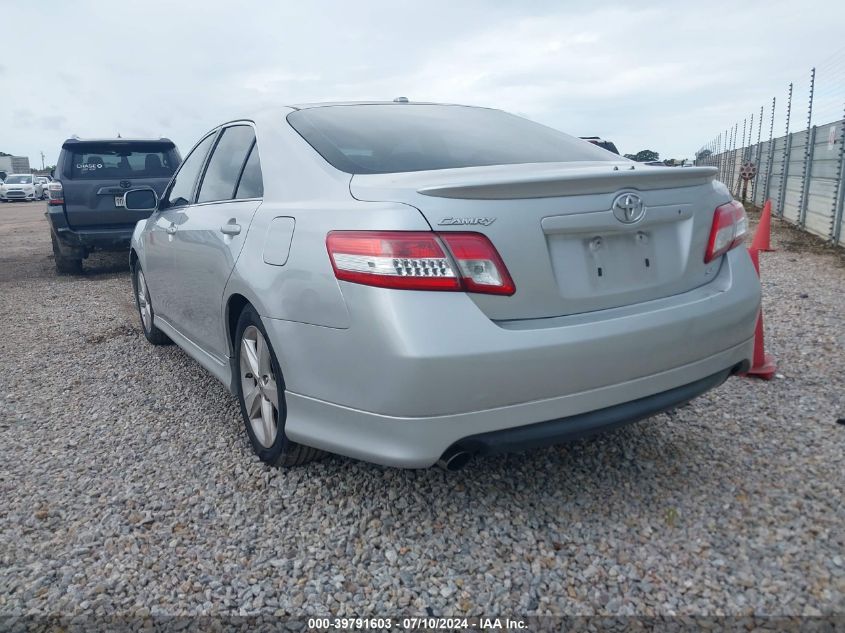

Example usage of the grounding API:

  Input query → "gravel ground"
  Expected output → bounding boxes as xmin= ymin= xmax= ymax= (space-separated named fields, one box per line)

xmin=0 ymin=202 xmax=843 ymax=619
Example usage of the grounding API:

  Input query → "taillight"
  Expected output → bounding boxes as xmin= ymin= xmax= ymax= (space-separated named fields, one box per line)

xmin=47 ymin=181 xmax=64 ymax=206
xmin=326 ymin=231 xmax=515 ymax=295
xmin=326 ymin=231 xmax=460 ymax=291
xmin=704 ymin=200 xmax=748 ymax=263
xmin=438 ymin=233 xmax=516 ymax=295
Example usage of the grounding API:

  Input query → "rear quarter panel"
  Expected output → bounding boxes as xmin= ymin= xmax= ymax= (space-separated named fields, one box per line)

xmin=224 ymin=111 xmax=434 ymax=337
xmin=226 ymin=198 xmax=431 ymax=331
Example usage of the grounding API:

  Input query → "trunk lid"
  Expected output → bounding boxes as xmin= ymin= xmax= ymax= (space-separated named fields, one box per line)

xmin=350 ymin=161 xmax=724 ymax=321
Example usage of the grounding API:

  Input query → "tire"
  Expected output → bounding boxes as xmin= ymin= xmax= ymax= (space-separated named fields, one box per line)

xmin=234 ymin=304 xmax=321 ymax=467
xmin=50 ymin=232 xmax=82 ymax=274
xmin=132 ymin=263 xmax=171 ymax=345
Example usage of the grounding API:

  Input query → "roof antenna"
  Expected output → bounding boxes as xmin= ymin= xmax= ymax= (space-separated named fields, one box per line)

xmin=117 ymin=132 xmax=122 ymax=138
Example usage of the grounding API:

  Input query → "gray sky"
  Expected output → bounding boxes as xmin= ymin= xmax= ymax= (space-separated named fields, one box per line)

xmin=2 ymin=0 xmax=844 ymax=167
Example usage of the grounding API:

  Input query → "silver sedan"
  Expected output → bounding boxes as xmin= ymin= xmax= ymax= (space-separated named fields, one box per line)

xmin=126 ymin=102 xmax=760 ymax=470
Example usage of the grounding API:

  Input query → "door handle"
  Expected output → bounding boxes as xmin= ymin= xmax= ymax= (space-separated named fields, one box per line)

xmin=220 ymin=222 xmax=241 ymax=236
xmin=166 ymin=224 xmax=177 ymax=235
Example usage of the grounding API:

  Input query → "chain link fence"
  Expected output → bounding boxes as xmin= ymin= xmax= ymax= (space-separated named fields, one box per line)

xmin=694 ymin=48 xmax=845 ymax=248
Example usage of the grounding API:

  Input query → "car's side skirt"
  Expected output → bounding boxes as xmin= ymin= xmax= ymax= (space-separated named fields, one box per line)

xmin=154 ymin=316 xmax=234 ymax=392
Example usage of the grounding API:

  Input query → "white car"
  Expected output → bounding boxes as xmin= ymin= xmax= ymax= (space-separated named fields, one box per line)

xmin=0 ymin=174 xmax=43 ymax=202
xmin=35 ymin=176 xmax=50 ymax=199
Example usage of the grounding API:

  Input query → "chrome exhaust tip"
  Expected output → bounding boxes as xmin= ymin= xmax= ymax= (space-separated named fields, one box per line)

xmin=437 ymin=447 xmax=472 ymax=471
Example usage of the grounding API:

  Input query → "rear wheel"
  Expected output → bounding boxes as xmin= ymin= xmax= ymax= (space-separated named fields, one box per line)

xmin=235 ymin=305 xmax=321 ymax=467
xmin=51 ymin=233 xmax=82 ymax=274
xmin=133 ymin=264 xmax=171 ymax=345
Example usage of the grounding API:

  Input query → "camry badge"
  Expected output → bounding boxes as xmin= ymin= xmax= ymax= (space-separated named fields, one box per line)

xmin=438 ymin=217 xmax=496 ymax=226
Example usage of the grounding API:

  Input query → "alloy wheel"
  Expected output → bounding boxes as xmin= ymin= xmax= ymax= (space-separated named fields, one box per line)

xmin=239 ymin=326 xmax=279 ymax=448
xmin=136 ymin=270 xmax=152 ymax=332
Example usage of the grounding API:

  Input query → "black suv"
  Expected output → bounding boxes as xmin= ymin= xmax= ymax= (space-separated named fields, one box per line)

xmin=47 ymin=138 xmax=180 ymax=273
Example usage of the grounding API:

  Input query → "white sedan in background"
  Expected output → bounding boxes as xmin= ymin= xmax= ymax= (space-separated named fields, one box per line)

xmin=35 ymin=176 xmax=50 ymax=199
xmin=0 ymin=174 xmax=43 ymax=202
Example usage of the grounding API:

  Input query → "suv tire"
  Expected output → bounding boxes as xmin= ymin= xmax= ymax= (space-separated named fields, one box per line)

xmin=51 ymin=233 xmax=82 ymax=275
xmin=234 ymin=304 xmax=321 ymax=467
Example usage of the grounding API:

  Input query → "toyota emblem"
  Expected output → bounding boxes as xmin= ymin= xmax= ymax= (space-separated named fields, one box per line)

xmin=612 ymin=193 xmax=646 ymax=224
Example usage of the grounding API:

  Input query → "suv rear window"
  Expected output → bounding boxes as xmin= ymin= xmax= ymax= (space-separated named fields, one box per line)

xmin=287 ymin=104 xmax=617 ymax=175
xmin=67 ymin=142 xmax=180 ymax=180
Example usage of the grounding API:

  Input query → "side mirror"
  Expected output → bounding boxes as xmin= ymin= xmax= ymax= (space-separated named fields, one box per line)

xmin=124 ymin=187 xmax=159 ymax=212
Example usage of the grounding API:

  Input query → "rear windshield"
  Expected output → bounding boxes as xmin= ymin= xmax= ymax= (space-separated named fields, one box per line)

xmin=287 ymin=104 xmax=618 ymax=174
xmin=66 ymin=143 xmax=180 ymax=180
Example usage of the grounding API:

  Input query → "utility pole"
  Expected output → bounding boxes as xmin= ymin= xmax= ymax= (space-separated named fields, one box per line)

xmin=40 ymin=151 xmax=45 ymax=170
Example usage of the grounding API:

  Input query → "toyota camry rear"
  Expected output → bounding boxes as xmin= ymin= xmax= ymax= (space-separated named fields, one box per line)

xmin=129 ymin=102 xmax=761 ymax=470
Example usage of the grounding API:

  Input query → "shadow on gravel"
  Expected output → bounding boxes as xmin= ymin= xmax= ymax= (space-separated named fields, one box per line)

xmin=313 ymin=417 xmax=691 ymax=521
xmin=85 ymin=323 xmax=139 ymax=344
xmin=77 ymin=252 xmax=131 ymax=277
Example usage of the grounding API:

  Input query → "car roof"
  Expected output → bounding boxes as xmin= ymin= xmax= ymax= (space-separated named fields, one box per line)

xmin=286 ymin=100 xmax=484 ymax=110
xmin=247 ymin=101 xmax=498 ymax=129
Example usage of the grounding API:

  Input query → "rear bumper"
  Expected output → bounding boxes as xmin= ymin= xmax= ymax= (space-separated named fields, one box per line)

xmin=265 ymin=247 xmax=761 ymax=467
xmin=458 ymin=367 xmax=735 ymax=456
xmin=46 ymin=207 xmax=133 ymax=256
xmin=281 ymin=340 xmax=752 ymax=467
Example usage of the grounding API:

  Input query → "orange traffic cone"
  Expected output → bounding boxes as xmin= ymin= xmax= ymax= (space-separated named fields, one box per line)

xmin=751 ymin=200 xmax=775 ymax=252
xmin=741 ymin=248 xmax=777 ymax=380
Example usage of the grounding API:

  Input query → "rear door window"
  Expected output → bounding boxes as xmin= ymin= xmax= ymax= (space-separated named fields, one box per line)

xmin=196 ymin=125 xmax=256 ymax=203
xmin=68 ymin=143 xmax=179 ymax=179
xmin=234 ymin=143 xmax=263 ymax=199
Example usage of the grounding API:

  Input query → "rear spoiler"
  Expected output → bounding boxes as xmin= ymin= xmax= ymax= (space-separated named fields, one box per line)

xmin=414 ymin=164 xmax=718 ymax=200
xmin=61 ymin=138 xmax=176 ymax=150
